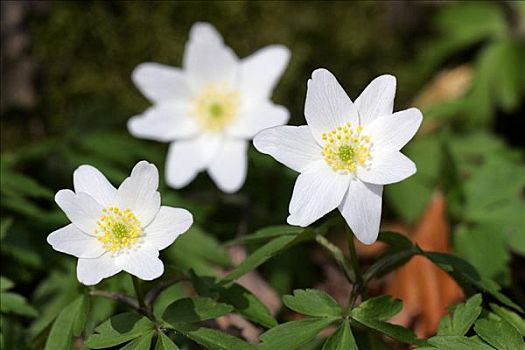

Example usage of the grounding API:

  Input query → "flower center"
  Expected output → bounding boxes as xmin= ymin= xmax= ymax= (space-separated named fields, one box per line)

xmin=95 ymin=207 xmax=142 ymax=253
xmin=191 ymin=82 xmax=240 ymax=131
xmin=321 ymin=122 xmax=372 ymax=174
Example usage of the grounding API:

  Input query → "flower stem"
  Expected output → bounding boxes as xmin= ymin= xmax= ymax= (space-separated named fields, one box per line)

xmin=315 ymin=234 xmax=355 ymax=283
xmin=131 ymin=275 xmax=146 ymax=310
xmin=345 ymin=224 xmax=367 ymax=308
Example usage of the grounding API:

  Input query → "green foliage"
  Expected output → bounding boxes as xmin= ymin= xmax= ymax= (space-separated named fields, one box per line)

xmin=84 ymin=312 xmax=154 ymax=348
xmin=283 ymin=289 xmax=342 ymax=318
xmin=170 ymin=323 xmax=254 ymax=350
xmin=162 ymin=297 xmax=233 ymax=324
xmin=474 ymin=319 xmax=525 ymax=350
xmin=155 ymin=332 xmax=182 ymax=350
xmin=437 ymin=294 xmax=482 ymax=336
xmin=44 ymin=295 xmax=89 ymax=350
xmin=322 ymin=320 xmax=358 ymax=350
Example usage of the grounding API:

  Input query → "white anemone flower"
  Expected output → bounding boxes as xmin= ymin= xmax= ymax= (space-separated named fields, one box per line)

xmin=254 ymin=69 xmax=422 ymax=244
xmin=47 ymin=161 xmax=193 ymax=285
xmin=128 ymin=22 xmax=290 ymax=193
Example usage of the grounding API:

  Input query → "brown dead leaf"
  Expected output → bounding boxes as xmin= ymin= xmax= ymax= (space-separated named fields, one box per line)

xmin=385 ymin=192 xmax=464 ymax=337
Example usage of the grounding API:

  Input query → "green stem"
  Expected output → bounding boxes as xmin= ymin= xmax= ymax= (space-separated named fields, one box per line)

xmin=345 ymin=224 xmax=367 ymax=308
xmin=315 ymin=235 xmax=355 ymax=283
xmin=131 ymin=275 xmax=146 ymax=309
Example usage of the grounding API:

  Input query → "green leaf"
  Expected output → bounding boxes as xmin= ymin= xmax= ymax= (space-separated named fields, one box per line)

xmin=351 ymin=296 xmax=423 ymax=345
xmin=283 ymin=289 xmax=342 ymax=318
xmin=120 ymin=330 xmax=154 ymax=350
xmin=0 ymin=277 xmax=14 ymax=291
xmin=162 ymin=297 xmax=233 ymax=324
xmin=490 ymin=304 xmax=525 ymax=336
xmin=155 ymin=332 xmax=181 ymax=350
xmin=322 ymin=320 xmax=357 ymax=350
xmin=377 ymin=232 xmax=413 ymax=249
xmin=221 ymin=235 xmax=299 ymax=283
xmin=257 ymin=318 xmax=338 ymax=350
xmin=0 ymin=292 xmax=38 ymax=317
xmin=84 ymin=312 xmax=154 ymax=348
xmin=44 ymin=295 xmax=89 ymax=350
xmin=474 ymin=318 xmax=525 ymax=350
xmin=153 ymin=283 xmax=186 ymax=317
xmin=426 ymin=335 xmax=494 ymax=350
xmin=172 ymin=323 xmax=254 ymax=350
xmin=219 ymin=283 xmax=277 ymax=328
xmin=0 ymin=218 xmax=13 ymax=240
xmin=230 ymin=225 xmax=305 ymax=245
xmin=437 ymin=294 xmax=482 ymax=336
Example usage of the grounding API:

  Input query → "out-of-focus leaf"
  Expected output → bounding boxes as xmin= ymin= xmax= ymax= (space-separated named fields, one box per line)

xmin=454 ymin=225 xmax=511 ymax=284
xmin=44 ymin=295 xmax=88 ymax=350
xmin=283 ymin=289 xmax=342 ymax=318
xmin=84 ymin=312 xmax=154 ymax=348
xmin=0 ymin=291 xmax=38 ymax=317
xmin=474 ymin=318 xmax=525 ymax=350
xmin=0 ymin=218 xmax=13 ymax=240
xmin=171 ymin=323 xmax=254 ymax=350
xmin=0 ymin=277 xmax=14 ymax=291
xmin=257 ymin=318 xmax=338 ymax=350
xmin=437 ymin=294 xmax=482 ymax=336
xmin=155 ymin=332 xmax=181 ymax=350
xmin=162 ymin=297 xmax=233 ymax=324
xmin=322 ymin=320 xmax=357 ymax=350
xmin=0 ymin=169 xmax=53 ymax=199
xmin=229 ymin=225 xmax=305 ymax=245
xmin=489 ymin=304 xmax=525 ymax=336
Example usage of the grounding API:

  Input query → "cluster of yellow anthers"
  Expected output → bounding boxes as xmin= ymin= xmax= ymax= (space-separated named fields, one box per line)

xmin=321 ymin=122 xmax=372 ymax=174
xmin=191 ymin=82 xmax=240 ymax=131
xmin=95 ymin=207 xmax=142 ymax=253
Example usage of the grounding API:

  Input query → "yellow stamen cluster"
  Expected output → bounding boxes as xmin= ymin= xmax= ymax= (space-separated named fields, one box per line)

xmin=95 ymin=207 xmax=142 ymax=253
xmin=191 ymin=82 xmax=240 ymax=131
xmin=321 ymin=122 xmax=372 ymax=174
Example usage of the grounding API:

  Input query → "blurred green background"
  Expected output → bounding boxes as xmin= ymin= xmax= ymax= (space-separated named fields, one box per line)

xmin=1 ymin=1 xmax=524 ymax=349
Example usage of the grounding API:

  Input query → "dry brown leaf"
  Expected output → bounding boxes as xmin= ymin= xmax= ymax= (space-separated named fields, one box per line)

xmin=385 ymin=192 xmax=464 ymax=337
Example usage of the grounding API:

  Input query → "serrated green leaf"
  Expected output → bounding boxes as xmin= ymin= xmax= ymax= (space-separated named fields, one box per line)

xmin=322 ymin=320 xmax=357 ymax=350
xmin=257 ymin=318 xmax=338 ymax=350
xmin=490 ymin=304 xmax=525 ymax=336
xmin=351 ymin=296 xmax=423 ymax=345
xmin=84 ymin=312 xmax=154 ymax=348
xmin=437 ymin=294 xmax=482 ymax=336
xmin=162 ymin=297 xmax=233 ymax=324
xmin=474 ymin=318 xmax=525 ymax=350
xmin=427 ymin=335 xmax=494 ymax=350
xmin=172 ymin=323 xmax=254 ymax=350
xmin=283 ymin=289 xmax=342 ymax=318
xmin=155 ymin=332 xmax=181 ymax=350
xmin=120 ymin=330 xmax=155 ymax=350
xmin=44 ymin=295 xmax=89 ymax=350
xmin=0 ymin=291 xmax=38 ymax=317
xmin=0 ymin=277 xmax=14 ymax=291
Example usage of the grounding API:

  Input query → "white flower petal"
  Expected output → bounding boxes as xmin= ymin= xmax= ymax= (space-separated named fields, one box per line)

xmin=226 ymin=102 xmax=289 ymax=138
xmin=128 ymin=102 xmax=199 ymax=142
xmin=116 ymin=244 xmax=164 ymax=281
xmin=239 ymin=45 xmax=290 ymax=101
xmin=73 ymin=165 xmax=117 ymax=207
xmin=355 ymin=74 xmax=396 ymax=127
xmin=358 ymin=150 xmax=416 ymax=185
xmin=207 ymin=139 xmax=247 ymax=193
xmin=305 ymin=69 xmax=358 ymax=144
xmin=183 ymin=22 xmax=238 ymax=92
xmin=47 ymin=224 xmax=105 ymax=258
xmin=117 ymin=161 xmax=160 ymax=226
xmin=363 ymin=108 xmax=422 ymax=152
xmin=287 ymin=161 xmax=350 ymax=227
xmin=165 ymin=134 xmax=222 ymax=189
xmin=132 ymin=63 xmax=192 ymax=103
xmin=253 ymin=125 xmax=322 ymax=173
xmin=145 ymin=206 xmax=193 ymax=250
xmin=339 ymin=180 xmax=383 ymax=245
xmin=55 ymin=190 xmax=102 ymax=234
xmin=77 ymin=254 xmax=121 ymax=286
